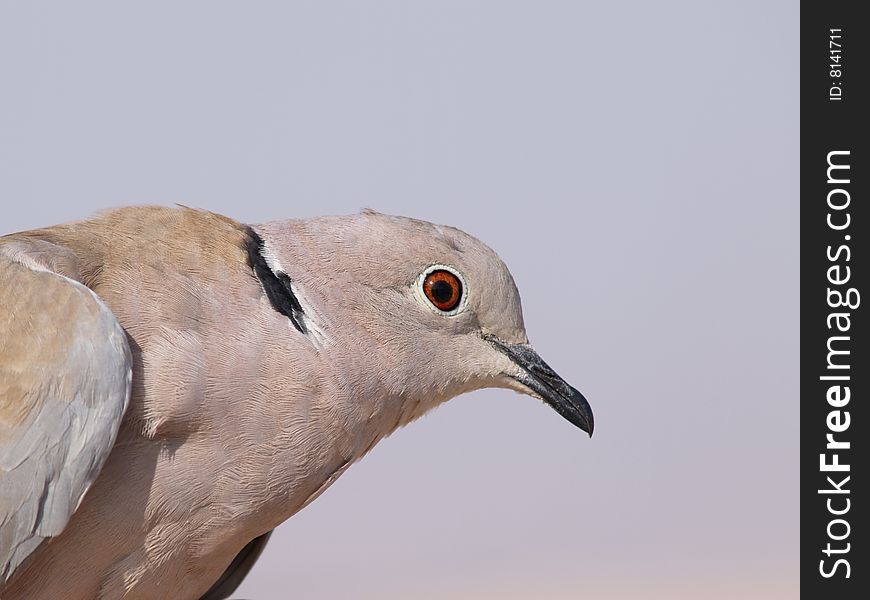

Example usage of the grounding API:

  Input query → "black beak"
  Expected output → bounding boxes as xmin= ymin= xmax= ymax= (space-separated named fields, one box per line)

xmin=485 ymin=335 xmax=594 ymax=437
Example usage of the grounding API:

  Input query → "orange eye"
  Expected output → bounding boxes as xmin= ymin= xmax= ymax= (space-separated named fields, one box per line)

xmin=422 ymin=269 xmax=463 ymax=312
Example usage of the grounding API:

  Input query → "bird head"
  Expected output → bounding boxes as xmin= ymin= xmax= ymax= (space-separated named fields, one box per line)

xmin=253 ymin=209 xmax=593 ymax=437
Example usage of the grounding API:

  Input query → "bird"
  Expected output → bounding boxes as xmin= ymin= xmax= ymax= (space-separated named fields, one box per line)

xmin=0 ymin=205 xmax=593 ymax=600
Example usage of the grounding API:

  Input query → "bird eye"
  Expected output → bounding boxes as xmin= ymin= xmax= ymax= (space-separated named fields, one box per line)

xmin=421 ymin=268 xmax=464 ymax=313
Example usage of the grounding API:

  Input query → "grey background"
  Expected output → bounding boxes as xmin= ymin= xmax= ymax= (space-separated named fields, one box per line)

xmin=0 ymin=1 xmax=798 ymax=599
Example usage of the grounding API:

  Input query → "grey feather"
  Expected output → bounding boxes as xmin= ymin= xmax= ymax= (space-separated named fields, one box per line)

xmin=0 ymin=245 xmax=132 ymax=581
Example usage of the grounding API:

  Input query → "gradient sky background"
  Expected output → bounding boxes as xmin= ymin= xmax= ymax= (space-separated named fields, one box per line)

xmin=0 ymin=1 xmax=798 ymax=598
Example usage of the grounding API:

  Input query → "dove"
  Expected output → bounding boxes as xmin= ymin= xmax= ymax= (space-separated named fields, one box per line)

xmin=0 ymin=206 xmax=592 ymax=599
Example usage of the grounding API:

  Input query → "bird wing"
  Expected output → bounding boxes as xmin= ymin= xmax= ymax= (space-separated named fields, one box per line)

xmin=0 ymin=240 xmax=132 ymax=582
xmin=199 ymin=531 xmax=274 ymax=600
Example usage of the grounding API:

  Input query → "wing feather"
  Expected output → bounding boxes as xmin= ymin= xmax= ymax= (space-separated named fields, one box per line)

xmin=0 ymin=243 xmax=132 ymax=581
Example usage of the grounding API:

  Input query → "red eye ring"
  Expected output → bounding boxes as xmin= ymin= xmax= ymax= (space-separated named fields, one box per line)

xmin=422 ymin=269 xmax=463 ymax=312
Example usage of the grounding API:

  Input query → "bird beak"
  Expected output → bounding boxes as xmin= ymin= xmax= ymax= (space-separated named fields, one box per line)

xmin=485 ymin=335 xmax=594 ymax=437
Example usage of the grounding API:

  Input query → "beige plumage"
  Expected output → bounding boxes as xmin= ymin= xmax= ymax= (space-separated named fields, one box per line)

xmin=0 ymin=206 xmax=592 ymax=599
